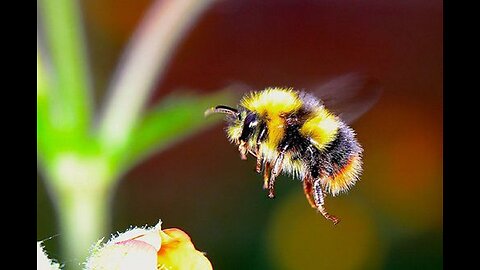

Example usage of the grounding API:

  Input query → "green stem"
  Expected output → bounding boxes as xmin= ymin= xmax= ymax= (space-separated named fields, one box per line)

xmin=49 ymin=154 xmax=112 ymax=270
xmin=57 ymin=186 xmax=110 ymax=269
xmin=37 ymin=49 xmax=54 ymax=162
xmin=39 ymin=0 xmax=92 ymax=135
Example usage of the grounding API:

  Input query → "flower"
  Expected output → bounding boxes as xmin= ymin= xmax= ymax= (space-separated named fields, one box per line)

xmin=37 ymin=241 xmax=61 ymax=270
xmin=85 ymin=220 xmax=212 ymax=270
xmin=157 ymin=228 xmax=212 ymax=270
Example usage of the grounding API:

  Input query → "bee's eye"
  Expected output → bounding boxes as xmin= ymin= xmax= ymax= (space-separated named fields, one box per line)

xmin=244 ymin=113 xmax=257 ymax=127
xmin=240 ymin=113 xmax=258 ymax=142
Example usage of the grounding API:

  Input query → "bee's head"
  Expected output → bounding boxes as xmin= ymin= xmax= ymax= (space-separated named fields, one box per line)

xmin=205 ymin=105 xmax=259 ymax=145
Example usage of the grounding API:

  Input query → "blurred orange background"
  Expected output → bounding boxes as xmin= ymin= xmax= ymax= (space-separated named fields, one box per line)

xmin=37 ymin=0 xmax=442 ymax=269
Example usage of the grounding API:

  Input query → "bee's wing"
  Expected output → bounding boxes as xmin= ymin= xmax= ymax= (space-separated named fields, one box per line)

xmin=310 ymin=73 xmax=382 ymax=124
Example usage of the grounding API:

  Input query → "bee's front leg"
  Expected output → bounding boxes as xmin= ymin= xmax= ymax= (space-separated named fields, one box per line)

xmin=238 ymin=141 xmax=248 ymax=160
xmin=312 ymin=178 xmax=340 ymax=225
xmin=263 ymin=162 xmax=271 ymax=190
xmin=255 ymin=154 xmax=263 ymax=173
xmin=255 ymin=124 xmax=267 ymax=173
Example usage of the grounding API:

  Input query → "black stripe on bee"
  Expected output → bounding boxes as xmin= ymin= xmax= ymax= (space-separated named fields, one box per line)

xmin=279 ymin=121 xmax=361 ymax=180
xmin=314 ymin=124 xmax=362 ymax=177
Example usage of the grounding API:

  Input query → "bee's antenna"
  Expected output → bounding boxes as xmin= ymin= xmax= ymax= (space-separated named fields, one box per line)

xmin=204 ymin=105 xmax=239 ymax=117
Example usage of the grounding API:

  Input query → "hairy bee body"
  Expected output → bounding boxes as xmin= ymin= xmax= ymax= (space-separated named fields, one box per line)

xmin=206 ymin=87 xmax=364 ymax=224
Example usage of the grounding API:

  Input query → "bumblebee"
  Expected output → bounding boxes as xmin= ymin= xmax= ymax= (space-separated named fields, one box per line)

xmin=205 ymin=77 xmax=378 ymax=225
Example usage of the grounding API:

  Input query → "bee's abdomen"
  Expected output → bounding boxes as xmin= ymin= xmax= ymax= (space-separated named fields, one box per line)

xmin=295 ymin=122 xmax=362 ymax=195
xmin=321 ymin=124 xmax=361 ymax=170
xmin=315 ymin=123 xmax=363 ymax=195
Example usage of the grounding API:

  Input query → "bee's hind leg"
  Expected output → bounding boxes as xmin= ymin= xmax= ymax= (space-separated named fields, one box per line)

xmin=312 ymin=178 xmax=340 ymax=225
xmin=302 ymin=175 xmax=317 ymax=208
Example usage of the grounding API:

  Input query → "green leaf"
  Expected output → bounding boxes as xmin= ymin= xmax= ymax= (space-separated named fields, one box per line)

xmin=114 ymin=89 xmax=239 ymax=176
xmin=97 ymin=0 xmax=216 ymax=152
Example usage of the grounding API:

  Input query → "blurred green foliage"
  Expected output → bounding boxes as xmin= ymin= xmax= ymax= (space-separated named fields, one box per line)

xmin=37 ymin=0 xmax=232 ymax=267
xmin=38 ymin=1 xmax=442 ymax=269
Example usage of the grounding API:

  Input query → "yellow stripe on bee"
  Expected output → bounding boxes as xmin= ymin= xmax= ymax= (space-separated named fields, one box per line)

xmin=241 ymin=88 xmax=302 ymax=149
xmin=265 ymin=116 xmax=285 ymax=150
xmin=300 ymin=108 xmax=339 ymax=150
xmin=240 ymin=88 xmax=302 ymax=114
xmin=324 ymin=155 xmax=362 ymax=196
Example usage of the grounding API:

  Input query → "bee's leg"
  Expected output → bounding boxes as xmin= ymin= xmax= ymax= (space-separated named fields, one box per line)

xmin=238 ymin=141 xmax=248 ymax=160
xmin=256 ymin=154 xmax=263 ymax=173
xmin=268 ymin=152 xmax=285 ymax=198
xmin=313 ymin=178 xmax=340 ymax=225
xmin=302 ymin=176 xmax=317 ymax=208
xmin=247 ymin=148 xmax=262 ymax=173
xmin=255 ymin=124 xmax=268 ymax=173
xmin=263 ymin=162 xmax=271 ymax=190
